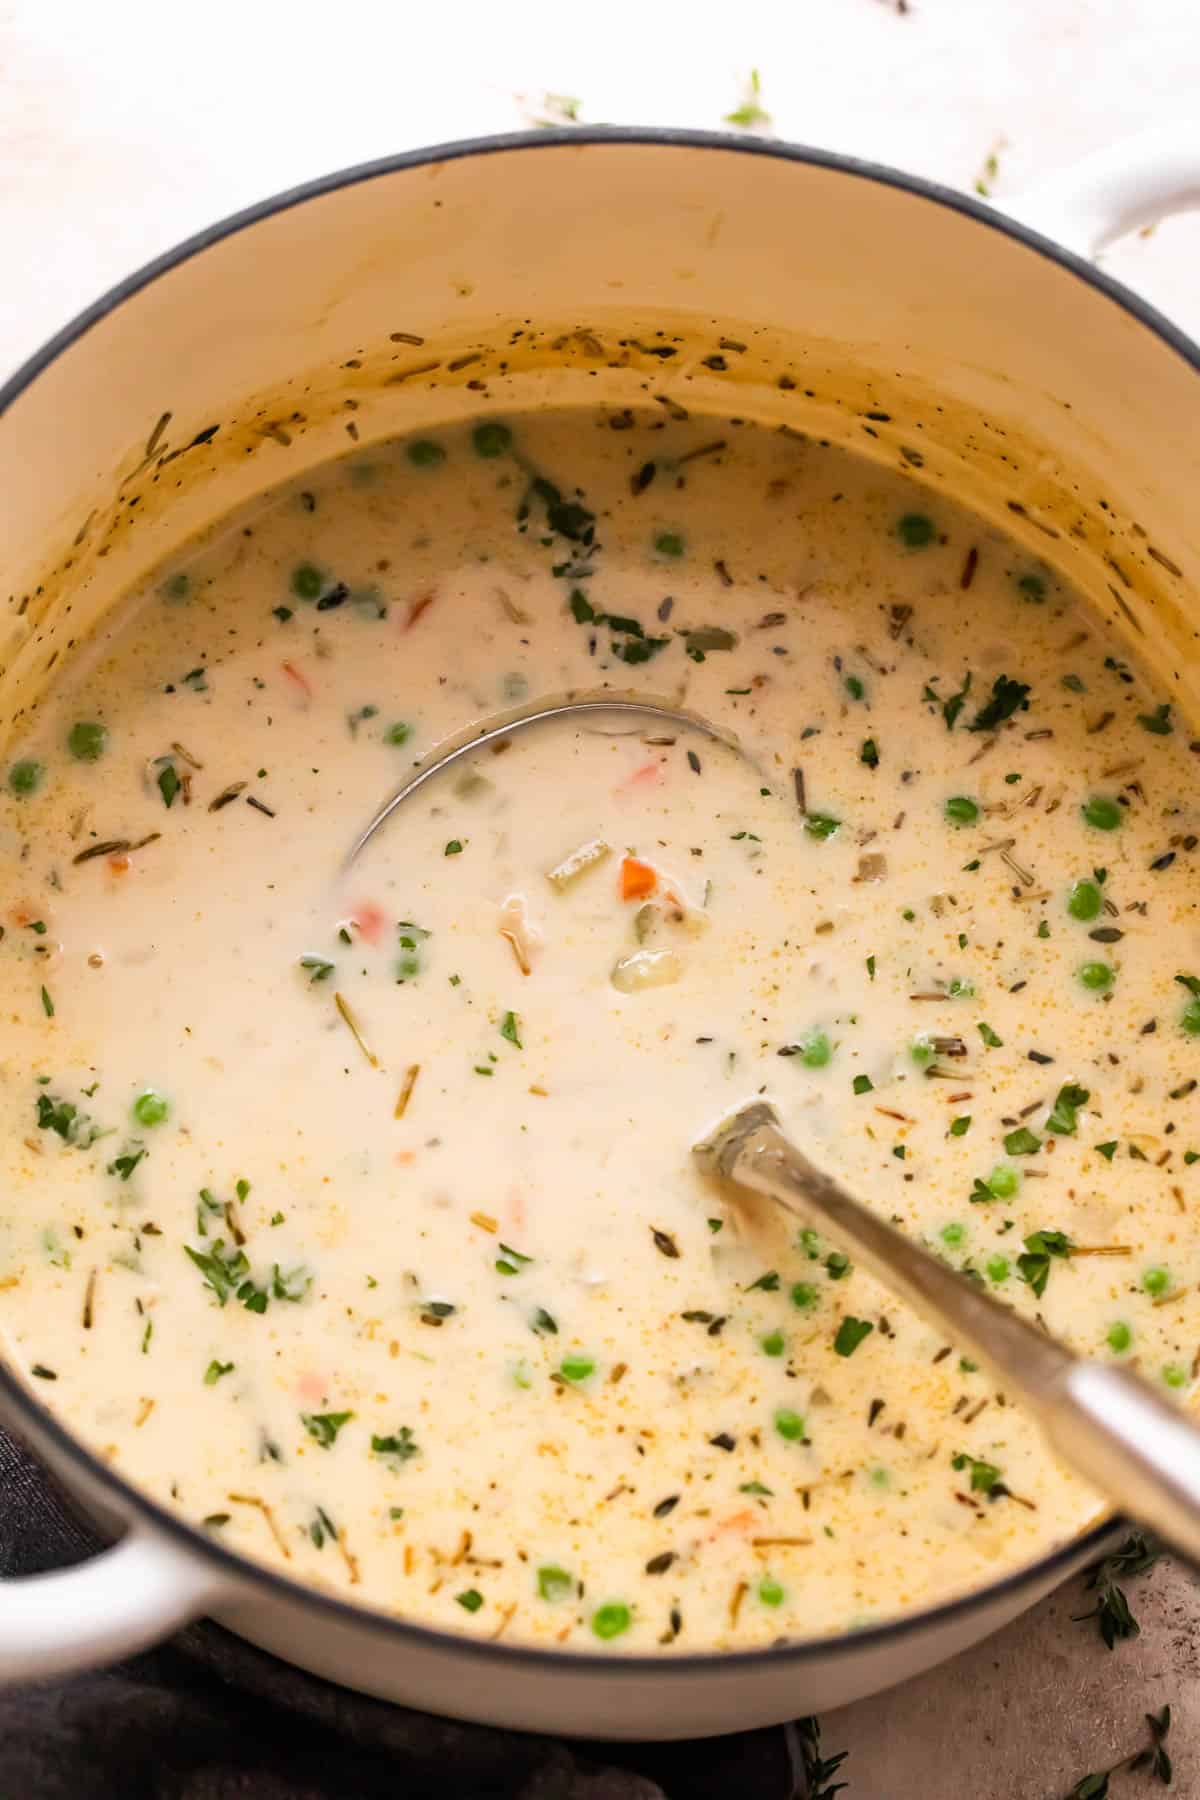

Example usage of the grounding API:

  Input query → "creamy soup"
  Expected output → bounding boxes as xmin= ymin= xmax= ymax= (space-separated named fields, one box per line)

xmin=2 ymin=410 xmax=1198 ymax=1654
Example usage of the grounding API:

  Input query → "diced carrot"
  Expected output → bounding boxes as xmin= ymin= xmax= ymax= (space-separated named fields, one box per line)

xmin=708 ymin=1510 xmax=757 ymax=1540
xmin=619 ymin=857 xmax=657 ymax=901
xmin=108 ymin=854 xmax=131 ymax=875
xmin=349 ymin=901 xmax=386 ymax=944
xmin=281 ymin=660 xmax=314 ymax=701
xmin=623 ymin=760 xmax=663 ymax=788
xmin=405 ymin=591 xmax=436 ymax=631
xmin=296 ymin=1371 xmax=327 ymax=1403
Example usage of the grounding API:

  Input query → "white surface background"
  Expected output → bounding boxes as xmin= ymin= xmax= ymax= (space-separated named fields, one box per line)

xmin=2 ymin=2 xmax=1198 ymax=1793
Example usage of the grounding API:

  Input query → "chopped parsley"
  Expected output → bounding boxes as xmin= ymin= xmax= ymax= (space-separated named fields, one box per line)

xmin=746 ymin=1270 xmax=780 ymax=1293
xmin=1137 ymin=702 xmax=1173 ymax=736
xmin=951 ymin=1452 xmax=1003 ymax=1495
xmin=1017 ymin=1229 xmax=1072 ymax=1298
xmin=969 ymin=674 xmax=1031 ymax=733
xmin=107 ymin=1142 xmax=147 ymax=1181
xmin=1046 ymin=1082 xmax=1089 ymax=1135
xmin=833 ymin=1317 xmax=874 ymax=1357
xmin=371 ymin=1426 xmax=419 ymax=1468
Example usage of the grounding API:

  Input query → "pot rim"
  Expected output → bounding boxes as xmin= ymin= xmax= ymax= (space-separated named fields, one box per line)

xmin=0 ymin=124 xmax=1176 ymax=1679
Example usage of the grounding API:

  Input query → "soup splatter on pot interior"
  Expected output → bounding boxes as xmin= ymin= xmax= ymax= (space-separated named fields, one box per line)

xmin=2 ymin=410 xmax=1198 ymax=1653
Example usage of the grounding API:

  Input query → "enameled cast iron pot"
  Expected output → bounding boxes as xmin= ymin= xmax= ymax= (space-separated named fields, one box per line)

xmin=0 ymin=127 xmax=1198 ymax=1738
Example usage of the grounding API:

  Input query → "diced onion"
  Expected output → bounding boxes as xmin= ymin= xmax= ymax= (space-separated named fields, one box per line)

xmin=545 ymin=838 xmax=611 ymax=891
xmin=610 ymin=949 xmax=682 ymax=992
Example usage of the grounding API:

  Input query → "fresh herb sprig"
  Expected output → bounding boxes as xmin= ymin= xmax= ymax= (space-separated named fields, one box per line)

xmin=1065 ymin=1704 xmax=1172 ymax=1795
xmin=1073 ymin=1531 xmax=1163 ymax=1649
xmin=795 ymin=1716 xmax=850 ymax=1800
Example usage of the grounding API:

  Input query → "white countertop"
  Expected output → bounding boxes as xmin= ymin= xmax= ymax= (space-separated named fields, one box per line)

xmin=3 ymin=2 xmax=1197 ymax=1792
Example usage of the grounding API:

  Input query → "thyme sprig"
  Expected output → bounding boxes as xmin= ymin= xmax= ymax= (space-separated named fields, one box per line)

xmin=1065 ymin=1704 xmax=1172 ymax=1795
xmin=1073 ymin=1531 xmax=1163 ymax=1649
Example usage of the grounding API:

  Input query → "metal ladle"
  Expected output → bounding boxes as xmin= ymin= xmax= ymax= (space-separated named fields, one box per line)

xmin=349 ymin=697 xmax=1200 ymax=1558
xmin=696 ymin=1101 xmax=1200 ymax=1564
xmin=345 ymin=691 xmax=746 ymax=866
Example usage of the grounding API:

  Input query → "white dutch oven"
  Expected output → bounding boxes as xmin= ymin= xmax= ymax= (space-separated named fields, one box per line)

xmin=0 ymin=127 xmax=1197 ymax=1738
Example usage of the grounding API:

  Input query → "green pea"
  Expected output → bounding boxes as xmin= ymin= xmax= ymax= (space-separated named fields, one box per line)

xmin=1143 ymin=1266 xmax=1170 ymax=1297
xmin=774 ymin=1407 xmax=805 ymax=1441
xmin=757 ymin=1577 xmax=785 ymax=1607
xmin=987 ymin=1164 xmax=1020 ymax=1199
xmin=1067 ymin=879 xmax=1103 ymax=921
xmin=944 ymin=796 xmax=979 ymax=827
xmin=1082 ymin=795 xmax=1122 ymax=831
xmin=407 ymin=439 xmax=445 ymax=467
xmin=896 ymin=513 xmax=935 ymax=548
xmin=68 ymin=721 xmax=108 ymax=762
xmin=1106 ymin=1321 xmax=1132 ymax=1354
xmin=1017 ymin=572 xmax=1047 ymax=601
xmin=1078 ymin=961 xmax=1114 ymax=992
xmin=8 ymin=759 xmax=43 ymax=797
xmin=472 ymin=422 xmax=512 ymax=459
xmin=132 ymin=1090 xmax=169 ymax=1127
xmin=592 ymin=1602 xmax=631 ymax=1639
xmin=985 ymin=1254 xmax=1010 ymax=1284
xmin=1163 ymin=1363 xmax=1189 ymax=1390
xmin=537 ymin=1565 xmax=573 ymax=1601
xmin=559 ymin=1354 xmax=595 ymax=1384
xmin=760 ymin=1330 xmax=786 ymax=1358
xmin=653 ymin=530 xmax=685 ymax=559
xmin=798 ymin=1030 xmax=832 ymax=1069
xmin=290 ymin=563 xmax=324 ymax=600
xmin=909 ymin=1035 xmax=934 ymax=1068
xmin=940 ymin=1222 xmax=966 ymax=1248
xmin=1182 ymin=998 xmax=1200 ymax=1037
xmin=162 ymin=571 xmax=190 ymax=601
xmin=790 ymin=1282 xmax=818 ymax=1310
xmin=385 ymin=722 xmax=413 ymax=746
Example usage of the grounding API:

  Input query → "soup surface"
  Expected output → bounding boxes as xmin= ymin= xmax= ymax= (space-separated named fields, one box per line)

xmin=2 ymin=410 xmax=1198 ymax=1653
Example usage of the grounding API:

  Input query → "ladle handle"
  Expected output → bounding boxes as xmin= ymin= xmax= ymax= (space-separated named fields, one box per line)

xmin=699 ymin=1102 xmax=1200 ymax=1566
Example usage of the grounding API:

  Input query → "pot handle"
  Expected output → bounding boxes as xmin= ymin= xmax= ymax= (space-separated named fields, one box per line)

xmin=1005 ymin=123 xmax=1200 ymax=258
xmin=0 ymin=1524 xmax=222 ymax=1683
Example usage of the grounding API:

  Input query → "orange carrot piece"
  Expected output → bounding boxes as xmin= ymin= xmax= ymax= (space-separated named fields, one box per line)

xmin=350 ymin=901 xmax=386 ymax=945
xmin=281 ymin=660 xmax=314 ymax=701
xmin=620 ymin=857 xmax=658 ymax=901
xmin=405 ymin=591 xmax=436 ymax=631
xmin=708 ymin=1510 xmax=758 ymax=1539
